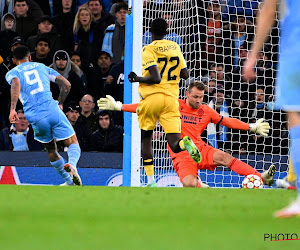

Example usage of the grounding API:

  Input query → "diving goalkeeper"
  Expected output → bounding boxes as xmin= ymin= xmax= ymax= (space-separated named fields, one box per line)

xmin=98 ymin=81 xmax=275 ymax=187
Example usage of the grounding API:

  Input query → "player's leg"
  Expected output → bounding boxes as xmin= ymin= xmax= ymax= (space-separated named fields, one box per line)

xmin=213 ymin=150 xmax=275 ymax=185
xmin=275 ymin=112 xmax=300 ymax=217
xmin=42 ymin=139 xmax=73 ymax=185
xmin=161 ymin=96 xmax=201 ymax=163
xmin=62 ymin=135 xmax=82 ymax=185
xmin=137 ymin=94 xmax=164 ymax=187
xmin=53 ymin=109 xmax=82 ymax=185
xmin=172 ymin=153 xmax=208 ymax=188
xmin=141 ymin=129 xmax=156 ymax=187
xmin=166 ymin=133 xmax=201 ymax=164
xmin=31 ymin=116 xmax=73 ymax=185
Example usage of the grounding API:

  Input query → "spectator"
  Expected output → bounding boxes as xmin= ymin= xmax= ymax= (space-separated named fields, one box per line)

xmin=27 ymin=15 xmax=64 ymax=53
xmin=70 ymin=51 xmax=87 ymax=86
xmin=1 ymin=0 xmax=43 ymax=21
xmin=246 ymin=87 xmax=273 ymax=154
xmin=91 ymin=110 xmax=123 ymax=152
xmin=51 ymin=50 xmax=85 ymax=104
xmin=0 ymin=13 xmax=18 ymax=60
xmin=0 ymin=36 xmax=26 ymax=131
xmin=199 ymin=0 xmax=228 ymax=69
xmin=77 ymin=94 xmax=98 ymax=133
xmin=102 ymin=2 xmax=127 ymax=64
xmin=88 ymin=51 xmax=113 ymax=100
xmin=224 ymin=12 xmax=254 ymax=73
xmin=143 ymin=12 xmax=182 ymax=48
xmin=0 ymin=109 xmax=43 ymax=151
xmin=203 ymin=78 xmax=216 ymax=103
xmin=30 ymin=35 xmax=53 ymax=66
xmin=4 ymin=35 xmax=26 ymax=70
xmin=201 ymin=63 xmax=230 ymax=84
xmin=207 ymin=85 xmax=231 ymax=152
xmin=61 ymin=101 xmax=93 ymax=151
xmin=13 ymin=0 xmax=39 ymax=41
xmin=73 ymin=6 xmax=102 ymax=70
xmin=88 ymin=0 xmax=115 ymax=48
xmin=105 ymin=58 xmax=124 ymax=125
xmin=52 ymin=0 xmax=76 ymax=53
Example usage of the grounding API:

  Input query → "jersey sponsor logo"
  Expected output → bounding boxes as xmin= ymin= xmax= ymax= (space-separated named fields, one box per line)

xmin=143 ymin=60 xmax=155 ymax=67
xmin=180 ymin=114 xmax=202 ymax=124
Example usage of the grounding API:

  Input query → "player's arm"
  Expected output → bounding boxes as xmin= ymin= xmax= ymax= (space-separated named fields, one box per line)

xmin=220 ymin=117 xmax=270 ymax=137
xmin=55 ymin=75 xmax=71 ymax=106
xmin=128 ymin=45 xmax=161 ymax=84
xmin=243 ymin=0 xmax=277 ymax=81
xmin=97 ymin=95 xmax=138 ymax=113
xmin=128 ymin=66 xmax=161 ymax=84
xmin=9 ymin=77 xmax=20 ymax=123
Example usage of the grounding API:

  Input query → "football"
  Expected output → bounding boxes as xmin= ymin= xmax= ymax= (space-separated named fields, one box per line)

xmin=242 ymin=174 xmax=264 ymax=189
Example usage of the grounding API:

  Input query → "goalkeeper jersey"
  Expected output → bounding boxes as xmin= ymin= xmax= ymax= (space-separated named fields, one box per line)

xmin=138 ymin=39 xmax=187 ymax=99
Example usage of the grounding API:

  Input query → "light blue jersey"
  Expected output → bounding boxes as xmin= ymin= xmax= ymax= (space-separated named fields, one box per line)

xmin=5 ymin=62 xmax=75 ymax=143
xmin=276 ymin=0 xmax=300 ymax=111
xmin=6 ymin=62 xmax=60 ymax=123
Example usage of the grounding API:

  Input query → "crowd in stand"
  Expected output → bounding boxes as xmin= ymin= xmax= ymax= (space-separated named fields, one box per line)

xmin=0 ymin=0 xmax=289 ymax=155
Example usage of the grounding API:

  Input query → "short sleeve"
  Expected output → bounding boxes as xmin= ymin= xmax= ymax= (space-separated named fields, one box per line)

xmin=142 ymin=46 xmax=157 ymax=71
xmin=5 ymin=69 xmax=19 ymax=85
xmin=47 ymin=66 xmax=60 ymax=82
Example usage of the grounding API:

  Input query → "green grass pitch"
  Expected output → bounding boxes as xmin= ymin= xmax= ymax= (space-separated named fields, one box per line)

xmin=0 ymin=186 xmax=299 ymax=250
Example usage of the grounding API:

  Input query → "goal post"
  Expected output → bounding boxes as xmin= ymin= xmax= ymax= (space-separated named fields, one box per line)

xmin=123 ymin=0 xmax=289 ymax=187
xmin=123 ymin=0 xmax=142 ymax=187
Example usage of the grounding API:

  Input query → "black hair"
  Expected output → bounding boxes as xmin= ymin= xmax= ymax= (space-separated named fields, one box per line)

xmin=14 ymin=0 xmax=28 ymax=6
xmin=35 ymin=35 xmax=51 ymax=47
xmin=88 ymin=0 xmax=101 ymax=5
xmin=150 ymin=18 xmax=167 ymax=36
xmin=13 ymin=46 xmax=30 ymax=60
xmin=115 ymin=2 xmax=128 ymax=13
xmin=69 ymin=51 xmax=81 ymax=58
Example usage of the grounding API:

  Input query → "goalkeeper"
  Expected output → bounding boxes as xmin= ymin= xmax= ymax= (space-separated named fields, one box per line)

xmin=98 ymin=81 xmax=275 ymax=188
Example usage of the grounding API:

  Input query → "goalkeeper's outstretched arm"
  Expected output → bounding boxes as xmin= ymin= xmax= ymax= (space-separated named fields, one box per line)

xmin=98 ymin=96 xmax=271 ymax=137
xmin=220 ymin=117 xmax=270 ymax=137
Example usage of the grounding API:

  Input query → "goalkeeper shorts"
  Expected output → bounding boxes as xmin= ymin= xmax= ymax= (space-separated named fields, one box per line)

xmin=172 ymin=143 xmax=218 ymax=181
xmin=136 ymin=93 xmax=181 ymax=133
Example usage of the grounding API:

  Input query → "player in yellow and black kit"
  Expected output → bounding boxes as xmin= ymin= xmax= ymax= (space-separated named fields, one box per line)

xmin=128 ymin=18 xmax=201 ymax=187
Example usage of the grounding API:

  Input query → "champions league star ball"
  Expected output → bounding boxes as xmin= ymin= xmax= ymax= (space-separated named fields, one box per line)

xmin=242 ymin=174 xmax=264 ymax=189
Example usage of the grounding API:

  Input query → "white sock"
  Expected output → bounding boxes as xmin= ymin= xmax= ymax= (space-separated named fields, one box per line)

xmin=147 ymin=175 xmax=155 ymax=184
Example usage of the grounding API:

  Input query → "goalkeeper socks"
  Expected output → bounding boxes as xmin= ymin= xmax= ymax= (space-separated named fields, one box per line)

xmin=228 ymin=158 xmax=261 ymax=177
xmin=67 ymin=143 xmax=81 ymax=167
xmin=289 ymin=126 xmax=300 ymax=195
xmin=51 ymin=157 xmax=73 ymax=185
xmin=144 ymin=159 xmax=155 ymax=183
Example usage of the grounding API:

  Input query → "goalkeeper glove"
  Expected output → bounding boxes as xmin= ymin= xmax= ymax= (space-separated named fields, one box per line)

xmin=128 ymin=71 xmax=137 ymax=83
xmin=249 ymin=118 xmax=270 ymax=137
xmin=97 ymin=95 xmax=122 ymax=111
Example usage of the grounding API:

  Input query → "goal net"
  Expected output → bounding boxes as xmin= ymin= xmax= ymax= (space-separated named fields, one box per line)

xmin=138 ymin=0 xmax=289 ymax=187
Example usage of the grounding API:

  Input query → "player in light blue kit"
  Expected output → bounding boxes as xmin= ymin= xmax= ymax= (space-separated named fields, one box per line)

xmin=243 ymin=0 xmax=300 ymax=217
xmin=6 ymin=46 xmax=82 ymax=185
